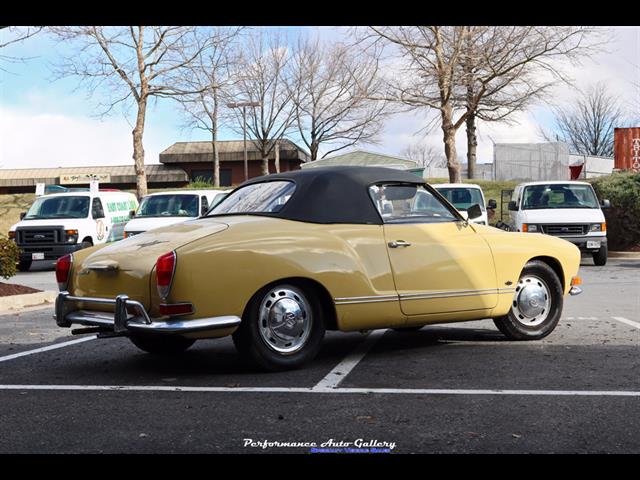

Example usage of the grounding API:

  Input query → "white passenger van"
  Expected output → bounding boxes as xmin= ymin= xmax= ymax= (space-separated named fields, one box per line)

xmin=433 ymin=183 xmax=495 ymax=225
xmin=9 ymin=190 xmax=138 ymax=271
xmin=123 ymin=189 xmax=228 ymax=238
xmin=508 ymin=181 xmax=610 ymax=265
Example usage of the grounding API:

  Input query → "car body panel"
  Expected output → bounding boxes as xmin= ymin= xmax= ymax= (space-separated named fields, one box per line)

xmin=65 ymin=213 xmax=580 ymax=335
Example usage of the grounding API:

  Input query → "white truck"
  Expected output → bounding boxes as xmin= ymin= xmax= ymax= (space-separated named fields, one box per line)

xmin=9 ymin=190 xmax=138 ymax=271
xmin=433 ymin=183 xmax=496 ymax=225
xmin=507 ymin=181 xmax=610 ymax=265
xmin=123 ymin=189 xmax=228 ymax=238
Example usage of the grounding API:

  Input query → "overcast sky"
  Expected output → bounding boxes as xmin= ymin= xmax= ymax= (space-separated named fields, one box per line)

xmin=0 ymin=26 xmax=638 ymax=170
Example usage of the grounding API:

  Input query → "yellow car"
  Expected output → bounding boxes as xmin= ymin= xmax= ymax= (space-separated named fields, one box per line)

xmin=54 ymin=167 xmax=582 ymax=371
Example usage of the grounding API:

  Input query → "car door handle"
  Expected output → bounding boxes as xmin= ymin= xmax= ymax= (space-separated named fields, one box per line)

xmin=388 ymin=240 xmax=412 ymax=248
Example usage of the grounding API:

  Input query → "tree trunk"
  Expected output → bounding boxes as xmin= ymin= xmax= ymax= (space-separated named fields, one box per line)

xmin=310 ymin=141 xmax=319 ymax=162
xmin=212 ymin=89 xmax=220 ymax=187
xmin=466 ymin=110 xmax=477 ymax=180
xmin=442 ymin=107 xmax=461 ymax=183
xmin=274 ymin=139 xmax=280 ymax=173
xmin=261 ymin=155 xmax=269 ymax=176
xmin=132 ymin=97 xmax=148 ymax=199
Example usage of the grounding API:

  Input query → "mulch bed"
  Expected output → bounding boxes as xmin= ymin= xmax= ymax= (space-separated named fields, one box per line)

xmin=0 ymin=282 xmax=42 ymax=297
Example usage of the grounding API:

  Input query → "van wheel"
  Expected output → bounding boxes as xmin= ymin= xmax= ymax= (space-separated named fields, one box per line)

xmin=232 ymin=283 xmax=325 ymax=371
xmin=129 ymin=334 xmax=195 ymax=355
xmin=593 ymin=244 xmax=607 ymax=266
xmin=18 ymin=260 xmax=32 ymax=272
xmin=493 ymin=260 xmax=563 ymax=340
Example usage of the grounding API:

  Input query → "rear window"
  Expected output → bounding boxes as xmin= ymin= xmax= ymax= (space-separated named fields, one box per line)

xmin=208 ymin=181 xmax=296 ymax=215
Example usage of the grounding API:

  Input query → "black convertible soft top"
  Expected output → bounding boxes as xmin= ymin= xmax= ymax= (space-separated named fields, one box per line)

xmin=237 ymin=166 xmax=426 ymax=225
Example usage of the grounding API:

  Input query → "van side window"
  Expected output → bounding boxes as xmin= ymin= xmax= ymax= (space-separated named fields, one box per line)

xmin=92 ymin=198 xmax=105 ymax=219
xmin=201 ymin=196 xmax=209 ymax=215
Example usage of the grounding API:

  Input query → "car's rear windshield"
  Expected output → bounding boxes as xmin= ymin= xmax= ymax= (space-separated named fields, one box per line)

xmin=435 ymin=187 xmax=485 ymax=210
xmin=522 ymin=184 xmax=599 ymax=209
xmin=24 ymin=195 xmax=90 ymax=220
xmin=135 ymin=194 xmax=199 ymax=217
xmin=207 ymin=181 xmax=296 ymax=216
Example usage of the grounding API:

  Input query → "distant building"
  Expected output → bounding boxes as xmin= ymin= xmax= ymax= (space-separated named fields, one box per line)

xmin=159 ymin=139 xmax=310 ymax=186
xmin=0 ymin=138 xmax=310 ymax=194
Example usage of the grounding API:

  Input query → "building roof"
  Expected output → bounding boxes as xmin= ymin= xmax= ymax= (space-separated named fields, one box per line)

xmin=159 ymin=139 xmax=310 ymax=164
xmin=0 ymin=164 xmax=188 ymax=188
xmin=300 ymin=150 xmax=418 ymax=170
xmin=223 ymin=166 xmax=425 ymax=225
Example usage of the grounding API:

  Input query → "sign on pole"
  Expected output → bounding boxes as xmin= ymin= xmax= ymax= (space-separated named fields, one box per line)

xmin=35 ymin=183 xmax=45 ymax=196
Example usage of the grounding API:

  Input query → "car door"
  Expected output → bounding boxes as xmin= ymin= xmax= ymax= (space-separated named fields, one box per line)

xmin=371 ymin=183 xmax=498 ymax=316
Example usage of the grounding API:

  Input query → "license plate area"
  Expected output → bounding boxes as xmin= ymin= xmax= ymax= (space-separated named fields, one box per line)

xmin=586 ymin=240 xmax=601 ymax=249
xmin=32 ymin=252 xmax=45 ymax=260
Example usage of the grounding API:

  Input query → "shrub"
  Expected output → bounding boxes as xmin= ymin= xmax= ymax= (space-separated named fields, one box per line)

xmin=186 ymin=177 xmax=214 ymax=189
xmin=589 ymin=172 xmax=640 ymax=250
xmin=0 ymin=238 xmax=20 ymax=280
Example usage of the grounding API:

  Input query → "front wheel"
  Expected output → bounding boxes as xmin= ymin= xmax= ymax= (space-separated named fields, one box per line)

xmin=493 ymin=260 xmax=563 ymax=340
xmin=129 ymin=334 xmax=195 ymax=355
xmin=593 ymin=244 xmax=607 ymax=266
xmin=18 ymin=259 xmax=32 ymax=272
xmin=232 ymin=283 xmax=325 ymax=371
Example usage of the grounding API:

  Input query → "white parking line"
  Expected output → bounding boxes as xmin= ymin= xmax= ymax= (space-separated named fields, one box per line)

xmin=0 ymin=384 xmax=639 ymax=397
xmin=0 ymin=336 xmax=97 ymax=363
xmin=612 ymin=317 xmax=640 ymax=330
xmin=312 ymin=329 xmax=387 ymax=391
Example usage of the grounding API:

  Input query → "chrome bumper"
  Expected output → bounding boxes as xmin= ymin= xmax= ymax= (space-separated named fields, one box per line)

xmin=55 ymin=291 xmax=241 ymax=335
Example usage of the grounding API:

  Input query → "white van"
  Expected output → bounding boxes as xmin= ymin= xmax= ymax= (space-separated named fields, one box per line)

xmin=433 ymin=183 xmax=495 ymax=225
xmin=508 ymin=181 xmax=610 ymax=265
xmin=123 ymin=189 xmax=228 ymax=238
xmin=9 ymin=190 xmax=138 ymax=271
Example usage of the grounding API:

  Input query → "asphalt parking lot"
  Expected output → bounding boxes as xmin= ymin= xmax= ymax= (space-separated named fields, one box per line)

xmin=1 ymin=257 xmax=638 ymax=453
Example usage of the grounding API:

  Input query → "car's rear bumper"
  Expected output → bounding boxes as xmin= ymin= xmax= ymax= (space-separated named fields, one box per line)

xmin=54 ymin=291 xmax=240 ymax=335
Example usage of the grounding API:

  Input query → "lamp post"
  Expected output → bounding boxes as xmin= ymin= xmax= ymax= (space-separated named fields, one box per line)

xmin=227 ymin=101 xmax=261 ymax=182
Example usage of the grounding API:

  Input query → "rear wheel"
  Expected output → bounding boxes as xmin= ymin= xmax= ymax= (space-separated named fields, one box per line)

xmin=129 ymin=334 xmax=195 ymax=355
xmin=18 ymin=259 xmax=32 ymax=272
xmin=232 ymin=283 xmax=325 ymax=371
xmin=593 ymin=244 xmax=607 ymax=266
xmin=493 ymin=260 xmax=563 ymax=340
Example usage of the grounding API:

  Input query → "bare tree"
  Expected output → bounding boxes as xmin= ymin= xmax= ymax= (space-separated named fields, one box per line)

xmin=290 ymin=37 xmax=389 ymax=161
xmin=173 ymin=27 xmax=243 ymax=187
xmin=400 ymin=142 xmax=447 ymax=168
xmin=49 ymin=26 xmax=209 ymax=198
xmin=460 ymin=26 xmax=606 ymax=178
xmin=0 ymin=26 xmax=43 ymax=71
xmin=542 ymin=82 xmax=630 ymax=157
xmin=228 ymin=32 xmax=295 ymax=176
xmin=360 ymin=26 xmax=604 ymax=182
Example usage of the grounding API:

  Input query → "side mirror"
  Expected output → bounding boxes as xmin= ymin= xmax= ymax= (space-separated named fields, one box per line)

xmin=201 ymin=204 xmax=208 ymax=216
xmin=487 ymin=199 xmax=497 ymax=210
xmin=601 ymin=199 xmax=611 ymax=209
xmin=467 ymin=203 xmax=483 ymax=220
xmin=508 ymin=201 xmax=519 ymax=211
xmin=19 ymin=212 xmax=26 ymax=220
xmin=129 ymin=209 xmax=136 ymax=218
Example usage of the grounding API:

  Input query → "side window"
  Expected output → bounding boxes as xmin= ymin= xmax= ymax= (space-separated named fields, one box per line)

xmin=200 ymin=196 xmax=209 ymax=215
xmin=368 ymin=184 xmax=457 ymax=224
xmin=92 ymin=198 xmax=105 ymax=219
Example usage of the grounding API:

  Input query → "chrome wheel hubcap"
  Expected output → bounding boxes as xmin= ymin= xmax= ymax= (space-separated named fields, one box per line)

xmin=258 ymin=286 xmax=312 ymax=354
xmin=511 ymin=275 xmax=551 ymax=327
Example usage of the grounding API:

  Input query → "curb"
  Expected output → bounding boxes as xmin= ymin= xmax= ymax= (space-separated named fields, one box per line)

xmin=0 ymin=291 xmax=57 ymax=313
xmin=608 ymin=251 xmax=640 ymax=259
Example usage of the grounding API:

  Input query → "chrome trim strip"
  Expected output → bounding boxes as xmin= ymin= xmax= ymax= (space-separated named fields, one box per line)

xmin=334 ymin=287 xmax=514 ymax=305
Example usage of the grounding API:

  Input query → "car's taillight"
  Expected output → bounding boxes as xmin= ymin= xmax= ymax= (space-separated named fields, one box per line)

xmin=156 ymin=251 xmax=176 ymax=299
xmin=56 ymin=254 xmax=73 ymax=291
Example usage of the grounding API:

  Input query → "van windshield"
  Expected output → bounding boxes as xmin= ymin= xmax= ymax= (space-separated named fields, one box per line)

xmin=522 ymin=184 xmax=600 ymax=210
xmin=435 ymin=187 xmax=485 ymax=210
xmin=24 ymin=196 xmax=90 ymax=219
xmin=135 ymin=194 xmax=199 ymax=217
